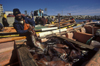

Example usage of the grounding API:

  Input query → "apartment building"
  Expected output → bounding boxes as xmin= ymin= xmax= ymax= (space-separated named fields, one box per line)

xmin=0 ymin=4 xmax=3 ymax=16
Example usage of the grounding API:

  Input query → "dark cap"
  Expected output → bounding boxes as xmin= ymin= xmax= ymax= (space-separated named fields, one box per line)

xmin=13 ymin=8 xmax=21 ymax=16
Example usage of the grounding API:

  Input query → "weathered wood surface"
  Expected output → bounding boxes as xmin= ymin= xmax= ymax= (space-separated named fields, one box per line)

xmin=38 ymin=35 xmax=94 ymax=49
xmin=17 ymin=47 xmax=38 ymax=66
xmin=0 ymin=32 xmax=18 ymax=35
xmin=15 ymin=40 xmax=38 ymax=66
xmin=0 ymin=36 xmax=26 ymax=43
xmin=85 ymin=49 xmax=100 ymax=66
xmin=56 ymin=36 xmax=94 ymax=50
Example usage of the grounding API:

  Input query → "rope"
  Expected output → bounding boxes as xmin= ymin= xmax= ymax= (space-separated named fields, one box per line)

xmin=86 ymin=37 xmax=93 ymax=45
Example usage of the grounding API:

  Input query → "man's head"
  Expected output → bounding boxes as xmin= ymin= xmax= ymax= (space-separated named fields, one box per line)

xmin=3 ymin=13 xmax=5 ymax=15
xmin=39 ymin=9 xmax=41 ymax=12
xmin=13 ymin=8 xmax=22 ymax=21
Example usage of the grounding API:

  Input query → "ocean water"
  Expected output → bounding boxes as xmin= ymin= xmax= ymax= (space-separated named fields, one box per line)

xmin=75 ymin=19 xmax=99 ymax=23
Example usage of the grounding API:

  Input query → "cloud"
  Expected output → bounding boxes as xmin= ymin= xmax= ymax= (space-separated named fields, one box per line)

xmin=63 ymin=7 xmax=100 ymax=15
xmin=67 ymin=5 xmax=79 ymax=9
xmin=48 ymin=5 xmax=100 ymax=15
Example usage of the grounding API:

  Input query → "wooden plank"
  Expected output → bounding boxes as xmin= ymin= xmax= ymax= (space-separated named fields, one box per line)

xmin=85 ymin=49 xmax=100 ymax=66
xmin=0 ymin=32 xmax=18 ymax=35
xmin=15 ymin=39 xmax=27 ymax=44
xmin=17 ymin=47 xmax=38 ymax=66
xmin=15 ymin=40 xmax=38 ymax=66
xmin=56 ymin=36 xmax=94 ymax=49
xmin=0 ymin=41 xmax=14 ymax=53
xmin=0 ymin=36 xmax=26 ymax=43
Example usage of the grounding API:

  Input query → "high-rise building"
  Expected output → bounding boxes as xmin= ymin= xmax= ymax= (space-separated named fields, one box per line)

xmin=0 ymin=4 xmax=3 ymax=16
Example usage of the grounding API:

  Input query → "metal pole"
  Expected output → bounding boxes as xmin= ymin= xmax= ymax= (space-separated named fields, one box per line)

xmin=58 ymin=13 xmax=61 ymax=35
xmin=62 ymin=10 xmax=63 ymax=16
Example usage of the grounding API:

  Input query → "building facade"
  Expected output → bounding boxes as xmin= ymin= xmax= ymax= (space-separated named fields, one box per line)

xmin=5 ymin=11 xmax=13 ymax=16
xmin=0 ymin=4 xmax=3 ymax=16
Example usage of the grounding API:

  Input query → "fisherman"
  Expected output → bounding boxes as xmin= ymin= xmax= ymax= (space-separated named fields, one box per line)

xmin=31 ymin=11 xmax=34 ymax=19
xmin=40 ymin=16 xmax=46 ymax=26
xmin=51 ymin=16 xmax=54 ymax=21
xmin=70 ymin=17 xmax=76 ymax=23
xmin=38 ymin=9 xmax=42 ymax=16
xmin=47 ymin=16 xmax=52 ymax=24
xmin=35 ymin=17 xmax=39 ymax=25
xmin=46 ymin=17 xmax=48 ymax=24
xmin=0 ymin=23 xmax=4 ymax=31
xmin=13 ymin=8 xmax=36 ymax=48
xmin=2 ymin=13 xmax=9 ymax=27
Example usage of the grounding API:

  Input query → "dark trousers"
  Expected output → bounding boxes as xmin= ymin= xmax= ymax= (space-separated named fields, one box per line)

xmin=2 ymin=18 xmax=9 ymax=27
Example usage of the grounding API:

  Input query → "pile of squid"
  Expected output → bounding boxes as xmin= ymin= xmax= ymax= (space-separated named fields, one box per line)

xmin=30 ymin=37 xmax=92 ymax=66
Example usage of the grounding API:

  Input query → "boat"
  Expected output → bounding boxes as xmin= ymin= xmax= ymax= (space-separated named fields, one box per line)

xmin=36 ymin=23 xmax=83 ymax=38
xmin=0 ymin=39 xmax=27 ymax=66
xmin=1 ymin=21 xmax=100 ymax=66
xmin=0 ymin=27 xmax=18 ymax=38
xmin=0 ymin=17 xmax=100 ymax=66
xmin=0 ymin=20 xmax=77 ymax=38
xmin=0 ymin=34 xmax=100 ymax=66
xmin=37 ymin=21 xmax=100 ymax=47
xmin=1 ymin=21 xmax=100 ymax=44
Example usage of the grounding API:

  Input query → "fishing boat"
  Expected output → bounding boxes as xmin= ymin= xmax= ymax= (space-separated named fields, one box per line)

xmin=37 ymin=21 xmax=100 ymax=47
xmin=0 ymin=39 xmax=27 ymax=66
xmin=0 ymin=21 xmax=100 ymax=66
xmin=0 ymin=27 xmax=18 ymax=38
xmin=0 ymin=20 xmax=77 ymax=38
xmin=1 ymin=21 xmax=100 ymax=44
xmin=14 ymin=23 xmax=100 ymax=66
xmin=0 ymin=34 xmax=100 ymax=66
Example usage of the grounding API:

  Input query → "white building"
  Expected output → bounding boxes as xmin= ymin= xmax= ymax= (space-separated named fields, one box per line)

xmin=5 ymin=11 xmax=13 ymax=16
xmin=0 ymin=4 xmax=3 ymax=16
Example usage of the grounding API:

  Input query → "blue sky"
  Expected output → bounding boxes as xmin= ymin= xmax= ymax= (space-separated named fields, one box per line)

xmin=0 ymin=0 xmax=100 ymax=15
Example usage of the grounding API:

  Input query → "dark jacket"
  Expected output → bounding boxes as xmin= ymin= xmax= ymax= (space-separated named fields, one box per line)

xmin=2 ymin=17 xmax=9 ymax=27
xmin=13 ymin=16 xmax=35 ymax=34
xmin=40 ymin=18 xmax=46 ymax=25
xmin=0 ymin=23 xmax=3 ymax=31
xmin=35 ymin=17 xmax=40 ymax=25
xmin=47 ymin=17 xmax=52 ymax=24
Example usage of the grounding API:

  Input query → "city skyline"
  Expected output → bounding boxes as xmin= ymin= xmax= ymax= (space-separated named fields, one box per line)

xmin=0 ymin=0 xmax=100 ymax=16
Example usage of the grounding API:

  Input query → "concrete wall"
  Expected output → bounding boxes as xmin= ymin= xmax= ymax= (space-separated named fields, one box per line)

xmin=0 ymin=17 xmax=15 ymax=26
xmin=0 ymin=16 xmax=56 ymax=26
xmin=5 ymin=11 xmax=13 ymax=16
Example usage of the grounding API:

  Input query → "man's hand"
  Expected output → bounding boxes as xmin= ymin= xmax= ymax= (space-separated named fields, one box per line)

xmin=28 ymin=26 xmax=34 ymax=32
xmin=28 ymin=27 xmax=31 ymax=32
xmin=28 ymin=26 xmax=36 ymax=36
